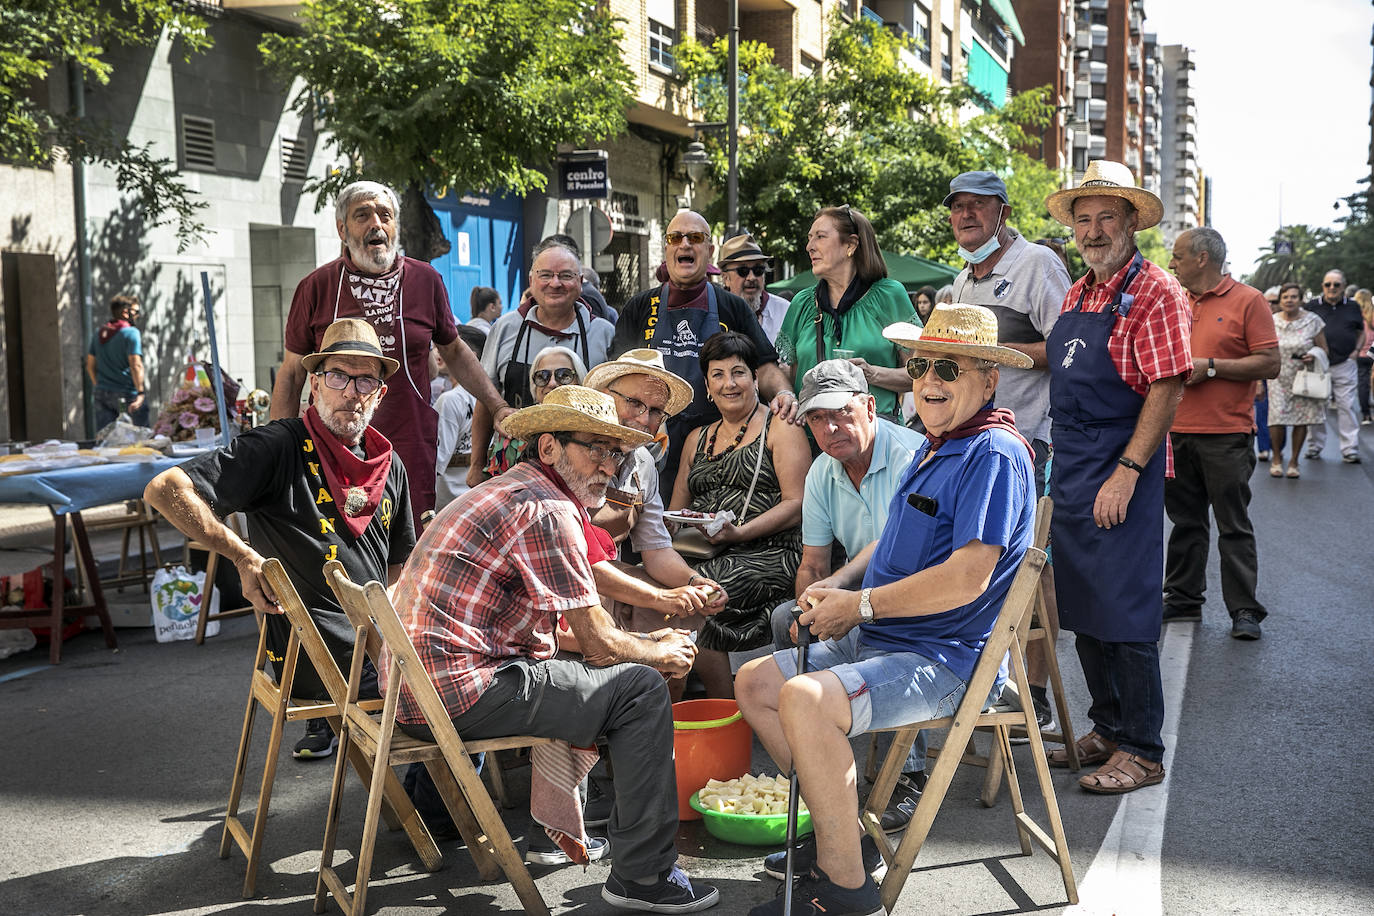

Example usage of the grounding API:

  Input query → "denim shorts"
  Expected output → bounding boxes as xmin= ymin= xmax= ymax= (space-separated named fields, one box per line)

xmin=772 ymin=628 xmax=973 ymax=738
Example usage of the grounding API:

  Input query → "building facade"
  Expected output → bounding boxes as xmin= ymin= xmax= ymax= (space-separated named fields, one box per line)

xmin=1159 ymin=43 xmax=1203 ymax=243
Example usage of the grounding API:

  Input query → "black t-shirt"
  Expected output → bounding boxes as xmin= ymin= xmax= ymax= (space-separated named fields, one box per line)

xmin=1306 ymin=297 xmax=1366 ymax=365
xmin=181 ymin=419 xmax=416 ymax=699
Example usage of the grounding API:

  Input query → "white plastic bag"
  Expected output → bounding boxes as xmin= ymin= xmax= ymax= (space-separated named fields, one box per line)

xmin=150 ymin=565 xmax=219 ymax=642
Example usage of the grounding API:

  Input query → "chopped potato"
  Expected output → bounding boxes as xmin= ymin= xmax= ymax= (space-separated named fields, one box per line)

xmin=697 ymin=773 xmax=806 ymax=815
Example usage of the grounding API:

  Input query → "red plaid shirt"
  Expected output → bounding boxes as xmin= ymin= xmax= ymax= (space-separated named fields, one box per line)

xmin=383 ymin=461 xmax=599 ymax=723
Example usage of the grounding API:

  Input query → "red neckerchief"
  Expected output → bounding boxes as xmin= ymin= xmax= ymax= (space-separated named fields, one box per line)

xmin=302 ymin=405 xmax=394 ymax=538
xmin=754 ymin=292 xmax=772 ymax=323
xmin=534 ymin=461 xmax=617 ymax=563
xmin=666 ymin=278 xmax=709 ymax=310
xmin=925 ymin=403 xmax=1034 ymax=461
xmin=98 ymin=319 xmax=131 ymax=344
xmin=516 ymin=299 xmax=580 ymax=341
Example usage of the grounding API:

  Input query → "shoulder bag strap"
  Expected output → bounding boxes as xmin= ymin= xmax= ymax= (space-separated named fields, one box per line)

xmin=737 ymin=408 xmax=769 ymax=524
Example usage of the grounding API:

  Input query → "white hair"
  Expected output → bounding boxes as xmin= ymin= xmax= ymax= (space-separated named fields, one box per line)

xmin=529 ymin=346 xmax=588 ymax=392
xmin=334 ymin=181 xmax=400 ymax=224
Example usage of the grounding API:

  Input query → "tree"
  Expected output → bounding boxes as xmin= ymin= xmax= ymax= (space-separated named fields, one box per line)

xmin=1246 ymin=224 xmax=1335 ymax=293
xmin=261 ymin=0 xmax=635 ymax=259
xmin=0 ymin=1 xmax=211 ymax=251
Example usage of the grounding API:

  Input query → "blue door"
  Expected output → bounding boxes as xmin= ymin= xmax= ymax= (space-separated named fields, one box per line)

xmin=427 ymin=191 xmax=524 ymax=323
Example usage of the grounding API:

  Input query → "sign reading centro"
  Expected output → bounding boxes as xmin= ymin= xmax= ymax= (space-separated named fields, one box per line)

xmin=559 ymin=151 xmax=610 ymax=199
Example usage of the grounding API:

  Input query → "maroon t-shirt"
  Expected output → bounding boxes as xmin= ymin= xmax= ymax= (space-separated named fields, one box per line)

xmin=284 ymin=255 xmax=459 ymax=522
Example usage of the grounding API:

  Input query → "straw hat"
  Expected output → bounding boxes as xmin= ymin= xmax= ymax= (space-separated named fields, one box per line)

xmin=501 ymin=385 xmax=655 ymax=446
xmin=582 ymin=349 xmax=694 ymax=417
xmin=301 ymin=318 xmax=400 ymax=378
xmin=1045 ymin=160 xmax=1163 ymax=231
xmin=718 ymin=232 xmax=772 ymax=267
xmin=883 ymin=305 xmax=1034 ymax=369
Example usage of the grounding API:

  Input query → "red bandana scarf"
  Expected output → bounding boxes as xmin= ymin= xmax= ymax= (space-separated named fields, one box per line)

xmin=98 ymin=319 xmax=132 ymax=344
xmin=303 ymin=405 xmax=394 ymax=538
xmin=925 ymin=403 xmax=1035 ymax=461
xmin=535 ymin=461 xmax=617 ymax=563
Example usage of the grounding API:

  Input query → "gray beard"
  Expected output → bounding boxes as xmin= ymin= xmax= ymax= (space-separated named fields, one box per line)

xmin=553 ymin=451 xmax=609 ymax=509
xmin=347 ymin=238 xmax=398 ymax=273
xmin=739 ymin=287 xmax=763 ymax=311
xmin=320 ymin=400 xmax=378 ymax=445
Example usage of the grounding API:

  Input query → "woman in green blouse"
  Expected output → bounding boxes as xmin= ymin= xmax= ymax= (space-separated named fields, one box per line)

xmin=776 ymin=205 xmax=918 ymax=419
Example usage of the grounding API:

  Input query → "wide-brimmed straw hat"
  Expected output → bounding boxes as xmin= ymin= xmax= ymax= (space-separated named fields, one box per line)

xmin=1045 ymin=159 xmax=1163 ymax=230
xmin=884 ymin=305 xmax=1034 ymax=369
xmin=301 ymin=318 xmax=400 ymax=378
xmin=501 ymin=385 xmax=655 ymax=446
xmin=582 ymin=349 xmax=694 ymax=418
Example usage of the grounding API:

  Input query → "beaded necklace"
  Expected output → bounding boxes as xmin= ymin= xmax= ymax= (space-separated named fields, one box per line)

xmin=705 ymin=402 xmax=759 ymax=462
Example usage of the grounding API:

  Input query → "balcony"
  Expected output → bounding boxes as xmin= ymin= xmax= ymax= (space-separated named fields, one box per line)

xmin=1127 ymin=82 xmax=1139 ymax=103
xmin=1091 ymin=24 xmax=1108 ymax=46
xmin=1089 ymin=134 xmax=1107 ymax=158
xmin=1075 ymin=28 xmax=1091 ymax=51
xmin=1086 ymin=98 xmax=1107 ymax=120
xmin=1126 ymin=149 xmax=1140 ymax=171
xmin=1128 ymin=44 xmax=1141 ymax=70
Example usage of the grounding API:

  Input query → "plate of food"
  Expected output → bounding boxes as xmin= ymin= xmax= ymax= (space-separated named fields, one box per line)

xmin=663 ymin=509 xmax=718 ymax=526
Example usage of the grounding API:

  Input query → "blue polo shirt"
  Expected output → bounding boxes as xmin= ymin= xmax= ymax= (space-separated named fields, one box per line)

xmin=859 ymin=427 xmax=1034 ymax=680
xmin=802 ymin=419 xmax=922 ymax=556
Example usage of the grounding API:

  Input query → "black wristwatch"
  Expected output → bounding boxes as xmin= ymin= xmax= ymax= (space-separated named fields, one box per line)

xmin=1118 ymin=455 xmax=1145 ymax=474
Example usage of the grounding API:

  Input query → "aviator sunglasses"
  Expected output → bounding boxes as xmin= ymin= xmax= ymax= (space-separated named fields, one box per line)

xmin=665 ymin=230 xmax=710 ymax=245
xmin=906 ymin=357 xmax=978 ymax=383
xmin=532 ymin=367 xmax=579 ymax=388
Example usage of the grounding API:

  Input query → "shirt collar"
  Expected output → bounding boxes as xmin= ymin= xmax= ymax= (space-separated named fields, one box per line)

xmin=1188 ymin=273 xmax=1236 ymax=304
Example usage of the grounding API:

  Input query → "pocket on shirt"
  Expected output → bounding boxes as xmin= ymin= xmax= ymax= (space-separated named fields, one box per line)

xmin=874 ymin=505 xmax=939 ymax=578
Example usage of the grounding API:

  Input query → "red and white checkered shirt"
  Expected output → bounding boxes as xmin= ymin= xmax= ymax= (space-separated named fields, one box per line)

xmin=382 ymin=460 xmax=598 ymax=723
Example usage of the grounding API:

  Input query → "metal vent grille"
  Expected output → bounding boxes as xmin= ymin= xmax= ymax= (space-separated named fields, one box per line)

xmin=280 ymin=136 xmax=309 ymax=182
xmin=181 ymin=115 xmax=216 ymax=171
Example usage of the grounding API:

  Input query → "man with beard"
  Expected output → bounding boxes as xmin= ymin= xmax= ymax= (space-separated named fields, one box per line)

xmin=1043 ymin=161 xmax=1192 ymax=795
xmin=718 ymin=232 xmax=786 ymax=343
xmin=145 ymin=319 xmax=415 ymax=759
xmin=390 ymin=385 xmax=719 ymax=913
xmin=271 ymin=180 xmax=512 ymax=525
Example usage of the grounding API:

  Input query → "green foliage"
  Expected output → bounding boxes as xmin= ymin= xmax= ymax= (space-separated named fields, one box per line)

xmin=0 ymin=1 xmax=210 ymax=251
xmin=1246 ymin=224 xmax=1338 ymax=294
xmin=675 ymin=14 xmax=1060 ymax=270
xmin=261 ymin=0 xmax=635 ymax=207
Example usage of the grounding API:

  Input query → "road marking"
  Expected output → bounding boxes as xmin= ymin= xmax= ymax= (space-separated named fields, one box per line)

xmin=0 ymin=664 xmax=50 ymax=684
xmin=1063 ymin=622 xmax=1193 ymax=916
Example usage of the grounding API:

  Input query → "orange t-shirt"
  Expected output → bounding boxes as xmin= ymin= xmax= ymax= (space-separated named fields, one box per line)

xmin=1172 ymin=276 xmax=1278 ymax=434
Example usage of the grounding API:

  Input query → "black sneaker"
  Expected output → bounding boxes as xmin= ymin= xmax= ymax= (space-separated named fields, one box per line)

xmin=763 ymin=832 xmax=887 ymax=883
xmin=525 ymin=830 xmax=609 ymax=866
xmin=878 ymin=772 xmax=925 ymax=834
xmin=1230 ymin=610 xmax=1262 ymax=641
xmin=749 ymin=866 xmax=886 ymax=916
xmin=1010 ymin=696 xmax=1056 ymax=745
xmin=292 ymin=718 xmax=337 ymax=759
xmin=584 ymin=772 xmax=614 ymax=828
xmin=601 ymin=864 xmax=719 ymax=913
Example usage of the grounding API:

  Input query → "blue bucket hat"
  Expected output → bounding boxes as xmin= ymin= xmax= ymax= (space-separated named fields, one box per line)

xmin=942 ymin=171 xmax=1009 ymax=207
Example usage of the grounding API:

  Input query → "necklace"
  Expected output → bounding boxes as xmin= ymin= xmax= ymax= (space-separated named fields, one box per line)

xmin=706 ymin=403 xmax=759 ymax=462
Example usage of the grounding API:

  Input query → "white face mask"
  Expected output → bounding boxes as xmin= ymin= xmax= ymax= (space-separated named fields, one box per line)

xmin=957 ymin=209 xmax=1006 ymax=264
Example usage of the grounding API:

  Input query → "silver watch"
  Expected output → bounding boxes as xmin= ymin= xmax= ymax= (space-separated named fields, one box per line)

xmin=858 ymin=587 xmax=874 ymax=623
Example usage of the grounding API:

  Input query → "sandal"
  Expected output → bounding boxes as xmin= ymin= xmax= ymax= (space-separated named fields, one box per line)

xmin=1286 ymin=464 xmax=1300 ymax=479
xmin=1048 ymin=731 xmax=1116 ymax=768
xmin=1269 ymin=462 xmax=1283 ymax=477
xmin=1078 ymin=750 xmax=1165 ymax=795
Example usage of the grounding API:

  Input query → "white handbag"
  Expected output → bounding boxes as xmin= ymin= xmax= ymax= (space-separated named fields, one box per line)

xmin=1292 ymin=367 xmax=1331 ymax=400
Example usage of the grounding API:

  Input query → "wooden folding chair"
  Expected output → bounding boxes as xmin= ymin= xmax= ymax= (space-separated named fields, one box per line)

xmin=321 ymin=560 xmax=554 ymax=916
xmin=80 ymin=499 xmax=164 ymax=591
xmin=188 ymin=513 xmax=255 ymax=644
xmin=221 ymin=560 xmax=436 ymax=899
xmin=860 ymin=547 xmax=1078 ymax=911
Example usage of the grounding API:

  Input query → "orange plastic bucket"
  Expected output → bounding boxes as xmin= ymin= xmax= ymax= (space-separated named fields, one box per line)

xmin=672 ymin=698 xmax=753 ymax=821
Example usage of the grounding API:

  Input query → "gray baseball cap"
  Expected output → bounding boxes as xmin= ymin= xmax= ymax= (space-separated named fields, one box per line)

xmin=943 ymin=171 xmax=1009 ymax=206
xmin=798 ymin=359 xmax=870 ymax=416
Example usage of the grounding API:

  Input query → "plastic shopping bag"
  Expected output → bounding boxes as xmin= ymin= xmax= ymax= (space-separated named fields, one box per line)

xmin=150 ymin=565 xmax=218 ymax=642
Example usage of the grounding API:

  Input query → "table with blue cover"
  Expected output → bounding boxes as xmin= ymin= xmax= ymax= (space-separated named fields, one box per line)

xmin=0 ymin=458 xmax=184 ymax=663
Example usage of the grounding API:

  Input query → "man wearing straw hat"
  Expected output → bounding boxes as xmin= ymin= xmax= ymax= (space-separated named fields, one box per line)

xmin=1042 ymin=160 xmax=1193 ymax=795
xmin=736 ymin=304 xmax=1035 ymax=915
xmin=388 ymin=385 xmax=719 ymax=913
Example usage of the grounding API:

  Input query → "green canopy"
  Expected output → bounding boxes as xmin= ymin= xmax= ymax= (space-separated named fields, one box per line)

xmin=767 ymin=250 xmax=960 ymax=294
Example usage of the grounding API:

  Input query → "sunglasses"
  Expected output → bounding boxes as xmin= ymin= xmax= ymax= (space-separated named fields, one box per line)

xmin=1323 ymin=282 xmax=1343 ymax=288
xmin=906 ymin=357 xmax=980 ymax=383
xmin=532 ymin=367 xmax=579 ymax=388
xmin=665 ymin=230 xmax=709 ymax=246
xmin=315 ymin=369 xmax=383 ymax=396
xmin=728 ymin=265 xmax=767 ymax=277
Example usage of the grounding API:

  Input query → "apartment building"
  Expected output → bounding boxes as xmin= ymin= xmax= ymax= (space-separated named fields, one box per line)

xmin=1159 ymin=43 xmax=1203 ymax=243
xmin=1008 ymin=0 xmax=1076 ymax=176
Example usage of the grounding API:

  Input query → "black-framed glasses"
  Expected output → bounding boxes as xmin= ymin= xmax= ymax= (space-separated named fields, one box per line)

xmin=532 ymin=367 xmax=579 ymax=388
xmin=906 ymin=357 xmax=977 ymax=383
xmin=665 ymin=230 xmax=709 ymax=246
xmin=728 ymin=264 xmax=767 ymax=277
xmin=563 ymin=437 xmax=629 ymax=468
xmin=315 ymin=369 xmax=383 ymax=396
xmin=1323 ymin=282 xmax=1343 ymax=288
xmin=607 ymin=387 xmax=668 ymax=426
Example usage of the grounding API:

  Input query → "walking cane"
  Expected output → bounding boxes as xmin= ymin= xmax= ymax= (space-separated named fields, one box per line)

xmin=781 ymin=601 xmax=812 ymax=912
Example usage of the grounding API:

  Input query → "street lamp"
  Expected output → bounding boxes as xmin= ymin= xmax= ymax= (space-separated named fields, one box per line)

xmin=683 ymin=141 xmax=710 ymax=186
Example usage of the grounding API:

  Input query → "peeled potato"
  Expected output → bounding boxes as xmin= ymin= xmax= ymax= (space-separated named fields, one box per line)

xmin=698 ymin=773 xmax=806 ymax=815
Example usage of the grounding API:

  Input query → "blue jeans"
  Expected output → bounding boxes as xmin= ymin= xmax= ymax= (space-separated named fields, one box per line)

xmin=1074 ymin=633 xmax=1164 ymax=762
xmin=93 ymin=388 xmax=149 ymax=430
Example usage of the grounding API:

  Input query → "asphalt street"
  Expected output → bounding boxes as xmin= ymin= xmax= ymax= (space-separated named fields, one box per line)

xmin=0 ymin=422 xmax=1371 ymax=916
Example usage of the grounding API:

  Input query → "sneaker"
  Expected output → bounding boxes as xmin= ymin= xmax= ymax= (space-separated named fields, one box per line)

xmin=877 ymin=771 xmax=926 ymax=833
xmin=1162 ymin=606 xmax=1202 ymax=623
xmin=749 ymin=866 xmax=886 ymax=916
xmin=602 ymin=864 xmax=719 ymax=913
xmin=584 ymin=772 xmax=614 ymax=828
xmin=526 ymin=830 xmax=610 ymax=866
xmin=763 ymin=832 xmax=887 ymax=883
xmin=1231 ymin=610 xmax=1262 ymax=641
xmin=1010 ymin=695 xmax=1056 ymax=745
xmin=293 ymin=718 xmax=337 ymax=759
xmin=1343 ymin=451 xmax=1362 ymax=464
xmin=1305 ymin=449 xmax=1322 ymax=460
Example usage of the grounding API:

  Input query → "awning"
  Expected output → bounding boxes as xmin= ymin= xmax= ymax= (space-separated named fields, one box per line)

xmin=978 ymin=0 xmax=1026 ymax=46
xmin=767 ymin=250 xmax=960 ymax=294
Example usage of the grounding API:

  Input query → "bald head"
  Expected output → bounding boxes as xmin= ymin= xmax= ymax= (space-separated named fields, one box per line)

xmin=665 ymin=210 xmax=714 ymax=287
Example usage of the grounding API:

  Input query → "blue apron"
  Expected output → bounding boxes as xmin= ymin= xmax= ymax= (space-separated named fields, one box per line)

xmin=650 ymin=281 xmax=723 ymax=445
xmin=1047 ymin=253 xmax=1164 ymax=642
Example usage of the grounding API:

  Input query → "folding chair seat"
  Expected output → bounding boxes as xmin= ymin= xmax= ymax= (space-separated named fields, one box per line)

xmin=319 ymin=559 xmax=555 ymax=916
xmin=80 ymin=498 xmax=164 ymax=591
xmin=859 ymin=547 xmax=1078 ymax=911
xmin=222 ymin=560 xmax=436 ymax=899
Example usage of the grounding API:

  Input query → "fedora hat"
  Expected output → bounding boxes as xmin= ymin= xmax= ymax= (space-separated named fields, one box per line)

xmin=883 ymin=305 xmax=1033 ymax=369
xmin=1046 ymin=160 xmax=1163 ymax=230
xmin=301 ymin=318 xmax=400 ymax=378
xmin=501 ymin=385 xmax=655 ymax=447
xmin=717 ymin=232 xmax=772 ymax=267
xmin=582 ymin=349 xmax=694 ymax=417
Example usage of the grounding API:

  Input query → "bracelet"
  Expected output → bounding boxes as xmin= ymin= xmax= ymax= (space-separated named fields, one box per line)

xmin=1117 ymin=455 xmax=1144 ymax=474
xmin=688 ymin=574 xmax=703 ymax=586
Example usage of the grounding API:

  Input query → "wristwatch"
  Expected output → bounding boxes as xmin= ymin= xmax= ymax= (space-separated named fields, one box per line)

xmin=1206 ymin=358 xmax=1216 ymax=379
xmin=858 ymin=587 xmax=874 ymax=624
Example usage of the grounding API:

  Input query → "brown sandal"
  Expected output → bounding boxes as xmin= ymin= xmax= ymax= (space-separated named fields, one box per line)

xmin=1048 ymin=731 xmax=1116 ymax=768
xmin=1078 ymin=750 xmax=1165 ymax=794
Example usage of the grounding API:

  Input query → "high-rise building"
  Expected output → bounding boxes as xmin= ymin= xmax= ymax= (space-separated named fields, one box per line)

xmin=1068 ymin=0 xmax=1147 ymax=181
xmin=1008 ymin=0 xmax=1077 ymax=176
xmin=1159 ymin=43 xmax=1202 ymax=243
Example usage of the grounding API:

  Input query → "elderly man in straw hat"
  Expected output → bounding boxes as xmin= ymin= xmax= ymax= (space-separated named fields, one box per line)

xmin=735 ymin=304 xmax=1036 ymax=916
xmin=146 ymin=318 xmax=416 ymax=759
xmin=387 ymin=385 xmax=719 ymax=913
xmin=719 ymin=232 xmax=786 ymax=343
xmin=1042 ymin=160 xmax=1192 ymax=795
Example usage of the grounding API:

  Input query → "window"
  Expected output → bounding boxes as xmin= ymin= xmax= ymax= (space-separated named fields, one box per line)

xmin=800 ymin=53 xmax=820 ymax=76
xmin=1091 ymin=83 xmax=1107 ymax=100
xmin=649 ymin=19 xmax=675 ymax=72
xmin=915 ymin=2 xmax=932 ymax=65
xmin=941 ymin=28 xmax=953 ymax=81
xmin=181 ymin=114 xmax=216 ymax=171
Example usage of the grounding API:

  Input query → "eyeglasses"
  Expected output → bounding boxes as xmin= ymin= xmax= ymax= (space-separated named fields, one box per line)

xmin=665 ymin=230 xmax=709 ymax=246
xmin=532 ymin=367 xmax=579 ymax=388
xmin=315 ymin=369 xmax=384 ymax=396
xmin=564 ymin=437 xmax=629 ymax=468
xmin=534 ymin=269 xmax=580 ymax=284
xmin=1323 ymin=282 xmax=1343 ymax=288
xmin=607 ymin=387 xmax=668 ymax=426
xmin=906 ymin=357 xmax=981 ymax=383
xmin=728 ymin=264 xmax=767 ymax=277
